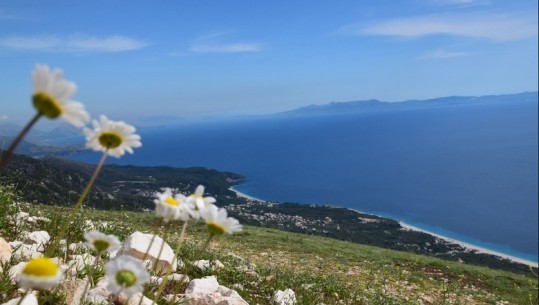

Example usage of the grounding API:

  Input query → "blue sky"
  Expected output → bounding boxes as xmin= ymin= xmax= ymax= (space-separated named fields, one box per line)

xmin=0 ymin=0 xmax=537 ymax=124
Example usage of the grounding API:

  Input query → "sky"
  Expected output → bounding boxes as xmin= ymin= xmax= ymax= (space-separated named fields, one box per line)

xmin=0 ymin=0 xmax=537 ymax=124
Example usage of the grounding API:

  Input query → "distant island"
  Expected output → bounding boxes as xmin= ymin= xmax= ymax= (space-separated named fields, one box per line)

xmin=275 ymin=91 xmax=538 ymax=117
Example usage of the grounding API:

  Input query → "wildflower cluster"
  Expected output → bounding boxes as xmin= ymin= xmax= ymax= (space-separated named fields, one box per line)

xmin=0 ymin=64 xmax=242 ymax=304
xmin=155 ymin=185 xmax=242 ymax=235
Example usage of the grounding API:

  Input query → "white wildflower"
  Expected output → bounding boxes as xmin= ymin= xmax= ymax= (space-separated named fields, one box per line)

xmin=83 ymin=115 xmax=141 ymax=158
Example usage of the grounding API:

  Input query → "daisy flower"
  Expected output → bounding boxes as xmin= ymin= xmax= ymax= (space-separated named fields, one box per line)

xmin=154 ymin=188 xmax=191 ymax=222
xmin=32 ymin=64 xmax=89 ymax=127
xmin=200 ymin=204 xmax=242 ymax=235
xmin=105 ymin=255 xmax=150 ymax=298
xmin=84 ymin=231 xmax=121 ymax=253
xmin=83 ymin=115 xmax=142 ymax=158
xmin=187 ymin=185 xmax=216 ymax=219
xmin=18 ymin=257 xmax=63 ymax=290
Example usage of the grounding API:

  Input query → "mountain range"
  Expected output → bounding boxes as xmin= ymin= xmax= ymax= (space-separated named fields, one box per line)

xmin=275 ymin=92 xmax=538 ymax=117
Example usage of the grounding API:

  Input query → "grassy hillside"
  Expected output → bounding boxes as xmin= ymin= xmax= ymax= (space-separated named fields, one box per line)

xmin=1 ymin=154 xmax=533 ymax=275
xmin=0 ymin=186 xmax=537 ymax=305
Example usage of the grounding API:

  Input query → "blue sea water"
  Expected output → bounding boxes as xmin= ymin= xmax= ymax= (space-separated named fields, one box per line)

xmin=68 ymin=100 xmax=539 ymax=262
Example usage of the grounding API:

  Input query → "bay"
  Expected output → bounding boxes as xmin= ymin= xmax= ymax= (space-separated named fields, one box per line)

xmin=68 ymin=99 xmax=539 ymax=261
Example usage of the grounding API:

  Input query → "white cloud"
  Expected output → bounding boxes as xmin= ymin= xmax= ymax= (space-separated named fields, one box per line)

xmin=66 ymin=36 xmax=147 ymax=52
xmin=183 ymin=30 xmax=264 ymax=54
xmin=0 ymin=35 xmax=148 ymax=52
xmin=420 ymin=49 xmax=474 ymax=59
xmin=195 ymin=30 xmax=237 ymax=42
xmin=0 ymin=35 xmax=60 ymax=50
xmin=0 ymin=114 xmax=7 ymax=121
xmin=339 ymin=12 xmax=538 ymax=42
xmin=190 ymin=43 xmax=262 ymax=53
xmin=167 ymin=51 xmax=189 ymax=57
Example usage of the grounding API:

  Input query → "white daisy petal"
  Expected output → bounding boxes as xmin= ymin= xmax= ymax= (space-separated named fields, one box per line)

xmin=52 ymin=80 xmax=77 ymax=103
xmin=83 ymin=115 xmax=141 ymax=158
xmin=17 ymin=257 xmax=63 ymax=290
xmin=200 ymin=204 xmax=242 ymax=235
xmin=32 ymin=64 xmax=49 ymax=92
xmin=195 ymin=185 xmax=204 ymax=197
xmin=84 ymin=231 xmax=121 ymax=253
xmin=154 ymin=188 xmax=192 ymax=222
xmin=31 ymin=64 xmax=89 ymax=127
xmin=105 ymin=255 xmax=149 ymax=298
xmin=62 ymin=101 xmax=90 ymax=128
xmin=186 ymin=185 xmax=216 ymax=220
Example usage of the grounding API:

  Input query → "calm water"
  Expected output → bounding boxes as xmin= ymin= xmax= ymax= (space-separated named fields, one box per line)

xmin=69 ymin=100 xmax=539 ymax=261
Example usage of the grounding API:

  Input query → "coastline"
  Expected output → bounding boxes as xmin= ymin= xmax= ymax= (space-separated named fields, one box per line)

xmin=229 ymin=186 xmax=538 ymax=267
xmin=229 ymin=186 xmax=268 ymax=202
xmin=399 ymin=222 xmax=538 ymax=267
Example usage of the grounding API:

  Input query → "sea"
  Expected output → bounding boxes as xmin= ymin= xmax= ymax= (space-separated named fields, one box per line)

xmin=67 ymin=98 xmax=539 ymax=263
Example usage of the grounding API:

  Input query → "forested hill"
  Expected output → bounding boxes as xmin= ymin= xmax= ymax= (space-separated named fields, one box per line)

xmin=0 ymin=154 xmax=243 ymax=210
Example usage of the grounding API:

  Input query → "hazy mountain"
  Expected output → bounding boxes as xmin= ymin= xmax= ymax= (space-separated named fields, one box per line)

xmin=42 ymin=123 xmax=82 ymax=140
xmin=276 ymin=92 xmax=538 ymax=117
xmin=0 ymin=136 xmax=85 ymax=158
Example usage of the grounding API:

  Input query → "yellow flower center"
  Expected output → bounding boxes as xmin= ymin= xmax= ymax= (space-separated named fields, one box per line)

xmin=207 ymin=222 xmax=225 ymax=235
xmin=93 ymin=240 xmax=110 ymax=252
xmin=164 ymin=197 xmax=178 ymax=206
xmin=22 ymin=257 xmax=58 ymax=277
xmin=32 ymin=92 xmax=63 ymax=118
xmin=98 ymin=132 xmax=123 ymax=149
xmin=116 ymin=270 xmax=137 ymax=287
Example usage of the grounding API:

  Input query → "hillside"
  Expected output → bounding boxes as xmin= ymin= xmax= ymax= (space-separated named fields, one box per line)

xmin=0 ymin=136 xmax=85 ymax=158
xmin=0 ymin=154 xmax=535 ymax=275
xmin=0 ymin=154 xmax=243 ymax=210
xmin=0 ymin=188 xmax=537 ymax=305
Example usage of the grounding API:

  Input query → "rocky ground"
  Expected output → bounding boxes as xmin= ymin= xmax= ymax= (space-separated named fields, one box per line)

xmin=0 ymin=210 xmax=297 ymax=305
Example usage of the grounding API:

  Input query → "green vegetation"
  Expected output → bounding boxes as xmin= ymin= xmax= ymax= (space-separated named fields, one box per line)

xmin=1 ymin=154 xmax=534 ymax=274
xmin=0 ymin=185 xmax=537 ymax=305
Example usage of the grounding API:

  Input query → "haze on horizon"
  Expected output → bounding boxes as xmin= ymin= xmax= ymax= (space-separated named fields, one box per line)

xmin=0 ymin=0 xmax=537 ymax=124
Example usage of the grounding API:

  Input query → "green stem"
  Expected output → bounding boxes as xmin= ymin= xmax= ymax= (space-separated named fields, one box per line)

xmin=15 ymin=290 xmax=30 ymax=305
xmin=152 ymin=222 xmax=188 ymax=304
xmin=0 ymin=113 xmax=41 ymax=170
xmin=79 ymin=252 xmax=102 ymax=304
xmin=140 ymin=219 xmax=164 ymax=262
xmin=152 ymin=224 xmax=172 ymax=273
xmin=169 ymin=234 xmax=213 ymax=305
xmin=45 ymin=151 xmax=108 ymax=257
xmin=140 ymin=223 xmax=173 ymax=305
xmin=130 ymin=220 xmax=162 ymax=305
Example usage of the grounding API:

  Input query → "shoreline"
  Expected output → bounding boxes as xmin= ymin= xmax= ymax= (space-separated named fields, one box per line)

xmin=229 ymin=186 xmax=268 ymax=202
xmin=229 ymin=186 xmax=538 ymax=267
xmin=399 ymin=222 xmax=538 ymax=267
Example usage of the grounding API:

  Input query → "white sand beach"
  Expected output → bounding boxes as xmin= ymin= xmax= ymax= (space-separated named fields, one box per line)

xmin=229 ymin=186 xmax=267 ymax=202
xmin=230 ymin=187 xmax=538 ymax=267
xmin=399 ymin=222 xmax=538 ymax=267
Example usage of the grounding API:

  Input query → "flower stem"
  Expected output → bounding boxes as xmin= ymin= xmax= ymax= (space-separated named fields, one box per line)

xmin=15 ymin=290 xmax=30 ymax=305
xmin=140 ymin=219 xmax=164 ymax=262
xmin=140 ymin=223 xmax=173 ymax=305
xmin=79 ymin=252 xmax=102 ymax=304
xmin=152 ymin=222 xmax=188 ymax=304
xmin=0 ymin=113 xmax=41 ymax=170
xmin=129 ymin=220 xmax=162 ymax=304
xmin=152 ymin=224 xmax=172 ymax=273
xmin=169 ymin=234 xmax=214 ymax=305
xmin=46 ymin=151 xmax=108 ymax=257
